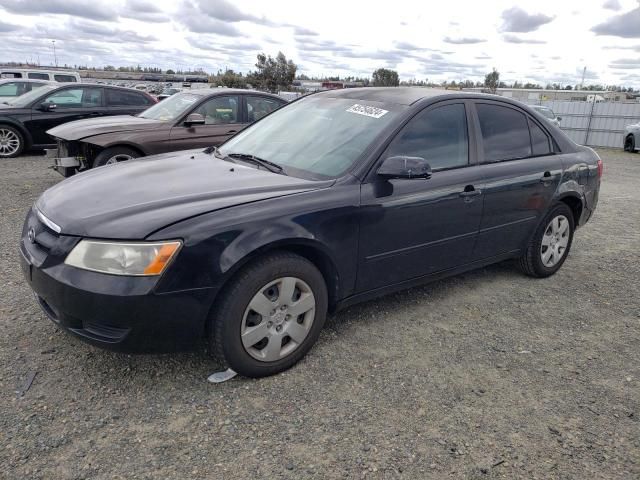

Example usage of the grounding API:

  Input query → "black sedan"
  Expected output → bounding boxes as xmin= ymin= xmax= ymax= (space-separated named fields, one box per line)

xmin=0 ymin=83 xmax=156 ymax=157
xmin=20 ymin=88 xmax=602 ymax=378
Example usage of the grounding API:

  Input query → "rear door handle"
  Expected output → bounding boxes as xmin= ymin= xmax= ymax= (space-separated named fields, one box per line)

xmin=459 ymin=185 xmax=482 ymax=197
xmin=226 ymin=129 xmax=237 ymax=134
xmin=540 ymin=171 xmax=555 ymax=183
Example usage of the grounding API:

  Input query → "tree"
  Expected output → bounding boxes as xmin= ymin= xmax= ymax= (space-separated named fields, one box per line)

xmin=213 ymin=69 xmax=246 ymax=89
xmin=166 ymin=69 xmax=175 ymax=74
xmin=484 ymin=68 xmax=499 ymax=94
xmin=372 ymin=68 xmax=399 ymax=87
xmin=252 ymin=52 xmax=297 ymax=92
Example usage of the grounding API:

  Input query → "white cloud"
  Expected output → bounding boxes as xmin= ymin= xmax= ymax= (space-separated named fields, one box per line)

xmin=0 ymin=0 xmax=638 ymax=87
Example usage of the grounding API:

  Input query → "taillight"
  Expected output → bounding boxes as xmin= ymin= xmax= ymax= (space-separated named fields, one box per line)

xmin=597 ymin=158 xmax=603 ymax=178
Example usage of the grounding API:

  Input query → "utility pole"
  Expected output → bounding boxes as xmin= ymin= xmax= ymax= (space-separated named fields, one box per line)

xmin=52 ymin=40 xmax=58 ymax=67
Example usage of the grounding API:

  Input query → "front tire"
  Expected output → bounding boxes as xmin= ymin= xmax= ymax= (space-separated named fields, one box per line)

xmin=0 ymin=125 xmax=24 ymax=158
xmin=624 ymin=135 xmax=636 ymax=153
xmin=518 ymin=203 xmax=575 ymax=278
xmin=92 ymin=146 xmax=140 ymax=168
xmin=208 ymin=252 xmax=328 ymax=378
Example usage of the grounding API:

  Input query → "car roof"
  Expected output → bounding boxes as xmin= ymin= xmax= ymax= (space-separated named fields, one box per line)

xmin=181 ymin=88 xmax=284 ymax=100
xmin=0 ymin=78 xmax=56 ymax=85
xmin=318 ymin=87 xmax=504 ymax=106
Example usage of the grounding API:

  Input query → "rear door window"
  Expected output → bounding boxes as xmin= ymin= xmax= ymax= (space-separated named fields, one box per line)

xmin=384 ymin=103 xmax=469 ymax=170
xmin=476 ymin=103 xmax=532 ymax=162
xmin=106 ymin=89 xmax=152 ymax=106
xmin=246 ymin=96 xmax=284 ymax=122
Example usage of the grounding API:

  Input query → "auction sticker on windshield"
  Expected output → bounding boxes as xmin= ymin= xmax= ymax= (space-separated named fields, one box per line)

xmin=346 ymin=104 xmax=388 ymax=119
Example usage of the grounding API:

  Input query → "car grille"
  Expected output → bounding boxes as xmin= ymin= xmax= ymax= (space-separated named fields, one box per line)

xmin=21 ymin=208 xmax=61 ymax=267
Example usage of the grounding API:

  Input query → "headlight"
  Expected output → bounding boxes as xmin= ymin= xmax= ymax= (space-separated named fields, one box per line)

xmin=64 ymin=240 xmax=182 ymax=276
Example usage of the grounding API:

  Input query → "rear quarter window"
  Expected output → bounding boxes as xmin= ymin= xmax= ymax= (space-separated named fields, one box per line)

xmin=476 ymin=103 xmax=532 ymax=162
xmin=54 ymin=75 xmax=77 ymax=82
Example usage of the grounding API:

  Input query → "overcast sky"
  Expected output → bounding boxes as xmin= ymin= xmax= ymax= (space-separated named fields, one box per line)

xmin=1 ymin=0 xmax=639 ymax=87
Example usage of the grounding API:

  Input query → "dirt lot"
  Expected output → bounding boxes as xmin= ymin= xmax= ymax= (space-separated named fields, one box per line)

xmin=1 ymin=149 xmax=638 ymax=479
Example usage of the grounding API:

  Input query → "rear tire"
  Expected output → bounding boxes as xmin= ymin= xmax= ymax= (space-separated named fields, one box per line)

xmin=624 ymin=135 xmax=636 ymax=153
xmin=208 ymin=252 xmax=328 ymax=378
xmin=93 ymin=146 xmax=140 ymax=168
xmin=0 ymin=125 xmax=24 ymax=158
xmin=518 ymin=203 xmax=575 ymax=278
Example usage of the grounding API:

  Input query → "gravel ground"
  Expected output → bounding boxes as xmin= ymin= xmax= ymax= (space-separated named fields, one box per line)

xmin=1 ymin=149 xmax=639 ymax=479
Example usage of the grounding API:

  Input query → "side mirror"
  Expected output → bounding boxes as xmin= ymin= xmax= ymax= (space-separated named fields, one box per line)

xmin=377 ymin=155 xmax=432 ymax=179
xmin=184 ymin=113 xmax=205 ymax=127
xmin=38 ymin=102 xmax=57 ymax=112
xmin=557 ymin=116 xmax=562 ymax=122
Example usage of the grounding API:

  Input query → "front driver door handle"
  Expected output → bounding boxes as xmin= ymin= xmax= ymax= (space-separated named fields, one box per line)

xmin=226 ymin=129 xmax=238 ymax=134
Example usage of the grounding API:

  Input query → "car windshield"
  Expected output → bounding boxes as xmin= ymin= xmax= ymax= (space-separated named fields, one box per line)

xmin=138 ymin=92 xmax=199 ymax=121
xmin=4 ymin=85 xmax=56 ymax=106
xmin=535 ymin=106 xmax=555 ymax=119
xmin=218 ymin=95 xmax=401 ymax=179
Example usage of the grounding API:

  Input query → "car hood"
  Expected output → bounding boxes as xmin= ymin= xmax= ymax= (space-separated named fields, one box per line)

xmin=0 ymin=103 xmax=27 ymax=113
xmin=36 ymin=149 xmax=333 ymax=238
xmin=47 ymin=115 xmax=164 ymax=141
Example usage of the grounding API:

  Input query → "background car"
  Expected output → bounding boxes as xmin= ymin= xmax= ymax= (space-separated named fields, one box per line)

xmin=157 ymin=87 xmax=182 ymax=101
xmin=531 ymin=105 xmax=562 ymax=126
xmin=0 ymin=84 xmax=156 ymax=158
xmin=624 ymin=122 xmax=639 ymax=152
xmin=47 ymin=89 xmax=287 ymax=175
xmin=0 ymin=79 xmax=55 ymax=104
xmin=21 ymin=88 xmax=602 ymax=378
xmin=0 ymin=68 xmax=81 ymax=82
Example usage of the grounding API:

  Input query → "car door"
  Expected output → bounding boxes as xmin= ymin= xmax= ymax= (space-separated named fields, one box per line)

xmin=357 ymin=101 xmax=485 ymax=293
xmin=26 ymin=86 xmax=106 ymax=145
xmin=471 ymin=101 xmax=563 ymax=259
xmin=169 ymin=94 xmax=243 ymax=150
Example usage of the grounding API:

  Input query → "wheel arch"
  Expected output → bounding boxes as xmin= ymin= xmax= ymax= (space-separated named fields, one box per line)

xmin=0 ymin=118 xmax=32 ymax=148
xmin=217 ymin=238 xmax=341 ymax=313
xmin=96 ymin=142 xmax=147 ymax=157
xmin=556 ymin=193 xmax=584 ymax=227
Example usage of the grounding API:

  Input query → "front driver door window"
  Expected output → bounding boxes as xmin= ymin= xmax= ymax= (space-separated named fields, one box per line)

xmin=357 ymin=102 xmax=485 ymax=292
xmin=29 ymin=87 xmax=105 ymax=145
xmin=170 ymin=95 xmax=243 ymax=150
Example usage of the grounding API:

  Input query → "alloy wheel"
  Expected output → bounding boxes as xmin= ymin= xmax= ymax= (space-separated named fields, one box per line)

xmin=105 ymin=154 xmax=134 ymax=165
xmin=241 ymin=277 xmax=316 ymax=362
xmin=540 ymin=215 xmax=570 ymax=267
xmin=0 ymin=128 xmax=20 ymax=157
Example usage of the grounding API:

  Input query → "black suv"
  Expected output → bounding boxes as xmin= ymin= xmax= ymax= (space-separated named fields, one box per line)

xmin=20 ymin=88 xmax=601 ymax=378
xmin=0 ymin=84 xmax=156 ymax=157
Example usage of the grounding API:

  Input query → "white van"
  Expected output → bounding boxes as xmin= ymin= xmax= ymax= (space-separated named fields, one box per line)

xmin=0 ymin=68 xmax=81 ymax=83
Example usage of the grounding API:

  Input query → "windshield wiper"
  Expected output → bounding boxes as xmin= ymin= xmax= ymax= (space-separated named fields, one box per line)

xmin=226 ymin=153 xmax=285 ymax=174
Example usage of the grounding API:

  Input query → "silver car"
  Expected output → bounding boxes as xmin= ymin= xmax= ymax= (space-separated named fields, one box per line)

xmin=531 ymin=105 xmax=562 ymax=127
xmin=624 ymin=122 xmax=639 ymax=152
xmin=0 ymin=78 xmax=54 ymax=104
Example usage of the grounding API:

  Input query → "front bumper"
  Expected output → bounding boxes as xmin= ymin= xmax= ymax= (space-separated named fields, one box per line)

xmin=19 ymin=209 xmax=215 ymax=353
xmin=20 ymin=250 xmax=212 ymax=352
